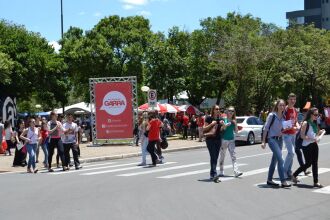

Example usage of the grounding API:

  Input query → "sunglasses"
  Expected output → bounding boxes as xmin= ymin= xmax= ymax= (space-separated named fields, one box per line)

xmin=215 ymin=108 xmax=220 ymax=110
xmin=313 ymin=113 xmax=319 ymax=116
xmin=227 ymin=110 xmax=235 ymax=113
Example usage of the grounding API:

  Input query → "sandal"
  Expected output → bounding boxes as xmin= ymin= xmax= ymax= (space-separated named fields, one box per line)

xmin=314 ymin=183 xmax=323 ymax=188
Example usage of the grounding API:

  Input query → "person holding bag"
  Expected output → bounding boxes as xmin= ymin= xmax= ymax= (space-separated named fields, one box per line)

xmin=261 ymin=99 xmax=291 ymax=188
xmin=203 ymin=105 xmax=224 ymax=183
xmin=12 ymin=120 xmax=27 ymax=167
xmin=292 ymin=107 xmax=325 ymax=188
xmin=20 ymin=119 xmax=41 ymax=173
xmin=219 ymin=107 xmax=243 ymax=178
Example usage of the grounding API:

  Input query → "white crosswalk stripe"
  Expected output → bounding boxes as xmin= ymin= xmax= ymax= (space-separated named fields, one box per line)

xmin=117 ymin=162 xmax=208 ymax=177
xmin=313 ymin=185 xmax=330 ymax=194
xmin=50 ymin=162 xmax=136 ymax=175
xmin=254 ymin=168 xmax=330 ymax=186
xmin=221 ymin=167 xmax=269 ymax=182
xmin=157 ymin=163 xmax=248 ymax=179
xmin=81 ymin=162 xmax=177 ymax=176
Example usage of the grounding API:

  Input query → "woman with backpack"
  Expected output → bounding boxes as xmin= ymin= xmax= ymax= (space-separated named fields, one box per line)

xmin=261 ymin=100 xmax=291 ymax=188
xmin=291 ymin=107 xmax=325 ymax=188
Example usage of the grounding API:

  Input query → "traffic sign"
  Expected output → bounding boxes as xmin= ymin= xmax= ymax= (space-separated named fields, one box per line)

xmin=148 ymin=90 xmax=157 ymax=108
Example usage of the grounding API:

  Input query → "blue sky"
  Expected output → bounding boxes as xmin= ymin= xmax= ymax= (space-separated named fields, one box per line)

xmin=0 ymin=0 xmax=303 ymax=43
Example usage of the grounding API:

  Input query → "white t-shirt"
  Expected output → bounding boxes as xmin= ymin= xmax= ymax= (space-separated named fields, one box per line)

xmin=62 ymin=122 xmax=78 ymax=144
xmin=302 ymin=124 xmax=316 ymax=147
xmin=27 ymin=127 xmax=39 ymax=144
xmin=5 ymin=127 xmax=12 ymax=140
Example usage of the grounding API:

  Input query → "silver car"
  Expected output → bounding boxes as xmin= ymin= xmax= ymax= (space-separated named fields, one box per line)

xmin=235 ymin=116 xmax=264 ymax=145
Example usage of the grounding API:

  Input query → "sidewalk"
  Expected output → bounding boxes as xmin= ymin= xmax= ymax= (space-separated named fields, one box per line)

xmin=0 ymin=139 xmax=206 ymax=173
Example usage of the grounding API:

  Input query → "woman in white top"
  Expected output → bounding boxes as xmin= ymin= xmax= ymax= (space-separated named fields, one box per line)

xmin=292 ymin=108 xmax=325 ymax=188
xmin=138 ymin=112 xmax=149 ymax=166
xmin=20 ymin=118 xmax=41 ymax=173
xmin=4 ymin=120 xmax=15 ymax=156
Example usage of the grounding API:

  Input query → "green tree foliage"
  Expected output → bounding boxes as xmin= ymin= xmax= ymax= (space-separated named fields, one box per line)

xmin=0 ymin=20 xmax=67 ymax=112
xmin=60 ymin=16 xmax=152 ymax=101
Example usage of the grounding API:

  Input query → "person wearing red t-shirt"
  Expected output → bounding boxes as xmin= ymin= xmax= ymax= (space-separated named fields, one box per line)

xmin=282 ymin=93 xmax=308 ymax=179
xmin=146 ymin=113 xmax=163 ymax=166
xmin=182 ymin=113 xmax=189 ymax=140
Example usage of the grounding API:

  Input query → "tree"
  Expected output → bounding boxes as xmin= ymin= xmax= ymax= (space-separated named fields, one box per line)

xmin=0 ymin=20 xmax=67 ymax=111
xmin=61 ymin=16 xmax=152 ymax=102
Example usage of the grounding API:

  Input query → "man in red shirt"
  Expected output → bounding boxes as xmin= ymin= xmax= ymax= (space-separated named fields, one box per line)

xmin=182 ymin=113 xmax=189 ymax=140
xmin=146 ymin=113 xmax=163 ymax=166
xmin=282 ymin=93 xmax=306 ymax=179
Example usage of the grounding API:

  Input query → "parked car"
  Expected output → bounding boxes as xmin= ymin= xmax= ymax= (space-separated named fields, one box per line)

xmin=235 ymin=116 xmax=264 ymax=145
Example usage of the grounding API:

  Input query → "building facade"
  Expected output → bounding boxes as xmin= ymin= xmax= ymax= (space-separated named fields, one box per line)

xmin=286 ymin=0 xmax=330 ymax=30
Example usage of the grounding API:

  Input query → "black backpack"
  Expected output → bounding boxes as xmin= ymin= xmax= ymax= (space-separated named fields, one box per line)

xmin=295 ymin=122 xmax=310 ymax=149
xmin=261 ymin=114 xmax=276 ymax=143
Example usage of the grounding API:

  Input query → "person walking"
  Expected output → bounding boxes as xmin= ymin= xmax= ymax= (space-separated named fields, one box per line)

xmin=261 ymin=100 xmax=291 ymax=188
xmin=20 ymin=118 xmax=41 ymax=173
xmin=282 ymin=93 xmax=301 ymax=179
xmin=138 ymin=112 xmax=149 ymax=166
xmin=62 ymin=113 xmax=81 ymax=170
xmin=292 ymin=108 xmax=325 ymax=188
xmin=189 ymin=115 xmax=198 ymax=140
xmin=0 ymin=119 xmax=4 ymax=153
xmin=4 ymin=120 xmax=15 ymax=156
xmin=40 ymin=121 xmax=49 ymax=168
xmin=197 ymin=115 xmax=204 ymax=142
xmin=203 ymin=105 xmax=224 ymax=183
xmin=146 ymin=112 xmax=163 ymax=166
xmin=182 ymin=113 xmax=189 ymax=140
xmin=219 ymin=107 xmax=243 ymax=177
xmin=12 ymin=120 xmax=27 ymax=167
xmin=47 ymin=111 xmax=67 ymax=172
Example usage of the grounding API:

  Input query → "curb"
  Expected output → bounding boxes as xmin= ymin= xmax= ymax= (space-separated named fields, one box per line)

xmin=79 ymin=144 xmax=207 ymax=164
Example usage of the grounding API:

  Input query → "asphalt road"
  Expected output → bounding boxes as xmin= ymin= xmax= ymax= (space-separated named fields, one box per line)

xmin=1 ymin=136 xmax=330 ymax=220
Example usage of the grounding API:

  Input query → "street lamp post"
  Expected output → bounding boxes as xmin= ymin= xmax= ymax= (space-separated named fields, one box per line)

xmin=61 ymin=0 xmax=65 ymax=115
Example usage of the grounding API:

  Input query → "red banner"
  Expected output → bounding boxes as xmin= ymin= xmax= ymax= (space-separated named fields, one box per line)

xmin=94 ymin=82 xmax=133 ymax=139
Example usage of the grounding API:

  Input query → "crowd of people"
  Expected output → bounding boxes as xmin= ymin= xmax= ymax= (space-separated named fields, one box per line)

xmin=0 ymin=93 xmax=328 ymax=187
xmin=0 ymin=112 xmax=83 ymax=173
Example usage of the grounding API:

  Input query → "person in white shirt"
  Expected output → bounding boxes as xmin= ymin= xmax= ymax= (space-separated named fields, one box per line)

xmin=62 ymin=113 xmax=81 ymax=170
xmin=0 ymin=119 xmax=4 ymax=153
xmin=20 ymin=119 xmax=41 ymax=173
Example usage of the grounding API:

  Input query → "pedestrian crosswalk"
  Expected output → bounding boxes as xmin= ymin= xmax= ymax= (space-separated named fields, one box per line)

xmin=3 ymin=158 xmax=330 ymax=194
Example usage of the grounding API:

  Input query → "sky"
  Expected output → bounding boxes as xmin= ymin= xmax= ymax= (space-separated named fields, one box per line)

xmin=0 ymin=0 xmax=304 ymax=48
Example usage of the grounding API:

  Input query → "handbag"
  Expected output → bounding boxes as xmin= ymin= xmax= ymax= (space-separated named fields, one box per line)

xmin=21 ymin=145 xmax=27 ymax=154
xmin=203 ymin=124 xmax=218 ymax=138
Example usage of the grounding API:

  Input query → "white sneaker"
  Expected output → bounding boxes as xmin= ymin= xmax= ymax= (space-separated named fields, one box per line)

xmin=219 ymin=171 xmax=224 ymax=177
xmin=234 ymin=171 xmax=243 ymax=177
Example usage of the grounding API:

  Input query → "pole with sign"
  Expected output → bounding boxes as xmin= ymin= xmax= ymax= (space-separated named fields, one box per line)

xmin=148 ymin=90 xmax=157 ymax=111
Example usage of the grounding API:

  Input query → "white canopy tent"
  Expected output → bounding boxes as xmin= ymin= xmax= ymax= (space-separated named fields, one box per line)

xmin=55 ymin=102 xmax=93 ymax=115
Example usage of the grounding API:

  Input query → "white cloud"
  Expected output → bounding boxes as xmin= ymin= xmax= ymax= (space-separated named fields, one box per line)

xmin=121 ymin=0 xmax=148 ymax=6
xmin=137 ymin=10 xmax=151 ymax=17
xmin=48 ymin=41 xmax=61 ymax=53
xmin=78 ymin=11 xmax=86 ymax=16
xmin=94 ymin=12 xmax=102 ymax=17
xmin=123 ymin=4 xmax=134 ymax=10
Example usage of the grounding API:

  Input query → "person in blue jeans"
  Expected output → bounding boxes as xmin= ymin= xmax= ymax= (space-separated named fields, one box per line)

xmin=261 ymin=99 xmax=291 ymax=188
xmin=20 ymin=118 xmax=41 ymax=174
xmin=203 ymin=105 xmax=224 ymax=183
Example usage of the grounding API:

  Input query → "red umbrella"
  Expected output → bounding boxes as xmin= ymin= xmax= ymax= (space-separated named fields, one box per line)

xmin=178 ymin=105 xmax=202 ymax=115
xmin=161 ymin=103 xmax=180 ymax=113
xmin=138 ymin=103 xmax=167 ymax=112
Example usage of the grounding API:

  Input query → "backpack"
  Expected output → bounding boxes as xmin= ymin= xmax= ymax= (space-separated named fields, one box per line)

xmin=261 ymin=114 xmax=276 ymax=143
xmin=295 ymin=122 xmax=310 ymax=149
